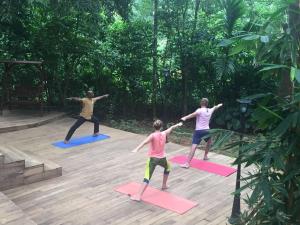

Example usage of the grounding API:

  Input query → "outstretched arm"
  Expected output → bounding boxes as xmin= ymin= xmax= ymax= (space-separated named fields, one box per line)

xmin=132 ymin=134 xmax=153 ymax=153
xmin=66 ymin=97 xmax=82 ymax=101
xmin=93 ymin=94 xmax=109 ymax=102
xmin=212 ymin=103 xmax=223 ymax=112
xmin=164 ymin=122 xmax=183 ymax=135
xmin=181 ymin=111 xmax=198 ymax=121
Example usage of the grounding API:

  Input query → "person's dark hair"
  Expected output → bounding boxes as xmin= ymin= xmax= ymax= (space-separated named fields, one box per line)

xmin=153 ymin=119 xmax=163 ymax=130
xmin=200 ymin=98 xmax=209 ymax=107
xmin=86 ymin=90 xmax=94 ymax=98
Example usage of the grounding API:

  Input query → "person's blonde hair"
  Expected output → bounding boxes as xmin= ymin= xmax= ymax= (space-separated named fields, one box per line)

xmin=200 ymin=98 xmax=209 ymax=107
xmin=153 ymin=119 xmax=163 ymax=130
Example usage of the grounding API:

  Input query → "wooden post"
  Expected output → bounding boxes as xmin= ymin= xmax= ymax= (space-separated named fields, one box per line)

xmin=39 ymin=64 xmax=45 ymax=116
xmin=1 ymin=63 xmax=13 ymax=115
xmin=0 ymin=64 xmax=7 ymax=115
xmin=7 ymin=63 xmax=14 ymax=111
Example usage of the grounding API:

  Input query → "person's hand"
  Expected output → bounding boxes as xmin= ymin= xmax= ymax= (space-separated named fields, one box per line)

xmin=178 ymin=122 xmax=183 ymax=126
xmin=104 ymin=94 xmax=109 ymax=98
xmin=181 ymin=117 xmax=186 ymax=121
xmin=218 ymin=103 xmax=223 ymax=107
xmin=66 ymin=97 xmax=72 ymax=100
xmin=131 ymin=148 xmax=138 ymax=153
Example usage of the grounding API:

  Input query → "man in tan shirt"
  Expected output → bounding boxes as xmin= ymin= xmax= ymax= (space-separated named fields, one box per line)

xmin=64 ymin=91 xmax=109 ymax=144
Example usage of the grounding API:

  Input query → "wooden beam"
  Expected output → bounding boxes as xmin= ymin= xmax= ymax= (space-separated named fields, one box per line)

xmin=0 ymin=60 xmax=43 ymax=65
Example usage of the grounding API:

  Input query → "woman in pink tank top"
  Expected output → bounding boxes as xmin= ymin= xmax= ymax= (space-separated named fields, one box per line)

xmin=180 ymin=98 xmax=223 ymax=168
xmin=130 ymin=120 xmax=182 ymax=201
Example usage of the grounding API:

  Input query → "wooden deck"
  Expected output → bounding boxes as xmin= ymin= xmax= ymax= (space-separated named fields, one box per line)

xmin=0 ymin=110 xmax=65 ymax=133
xmin=0 ymin=117 xmax=243 ymax=225
xmin=0 ymin=192 xmax=36 ymax=225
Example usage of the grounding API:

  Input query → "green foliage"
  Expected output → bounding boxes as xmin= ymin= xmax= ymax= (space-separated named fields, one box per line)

xmin=0 ymin=0 xmax=282 ymax=120
xmin=212 ymin=0 xmax=300 ymax=224
xmin=2 ymin=0 xmax=300 ymax=224
xmin=212 ymin=92 xmax=300 ymax=225
xmin=219 ymin=0 xmax=246 ymax=37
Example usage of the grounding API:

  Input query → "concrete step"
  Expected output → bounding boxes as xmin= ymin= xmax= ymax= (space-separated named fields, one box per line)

xmin=0 ymin=146 xmax=62 ymax=191
xmin=0 ymin=152 xmax=4 ymax=164
xmin=0 ymin=191 xmax=37 ymax=225
xmin=1 ymin=146 xmax=45 ymax=179
xmin=0 ymin=146 xmax=44 ymax=170
xmin=3 ymin=145 xmax=62 ymax=179
xmin=0 ymin=160 xmax=25 ymax=177
xmin=0 ymin=174 xmax=24 ymax=191
xmin=42 ymin=157 xmax=62 ymax=180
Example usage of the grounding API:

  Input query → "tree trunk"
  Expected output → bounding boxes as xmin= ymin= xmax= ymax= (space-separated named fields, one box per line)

xmin=284 ymin=1 xmax=300 ymax=220
xmin=278 ymin=1 xmax=300 ymax=98
xmin=182 ymin=64 xmax=188 ymax=115
xmin=192 ymin=0 xmax=201 ymax=42
xmin=114 ymin=0 xmax=132 ymax=21
xmin=289 ymin=1 xmax=300 ymax=71
xmin=179 ymin=1 xmax=190 ymax=115
xmin=152 ymin=0 xmax=158 ymax=118
xmin=62 ymin=58 xmax=72 ymax=107
xmin=50 ymin=0 xmax=58 ymax=9
xmin=278 ymin=68 xmax=293 ymax=98
xmin=288 ymin=1 xmax=300 ymax=46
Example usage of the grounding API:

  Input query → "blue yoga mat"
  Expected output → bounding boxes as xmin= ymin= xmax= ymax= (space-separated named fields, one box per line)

xmin=52 ymin=134 xmax=110 ymax=149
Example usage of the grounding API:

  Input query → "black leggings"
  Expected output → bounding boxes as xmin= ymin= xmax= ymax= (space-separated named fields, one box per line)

xmin=65 ymin=116 xmax=99 ymax=141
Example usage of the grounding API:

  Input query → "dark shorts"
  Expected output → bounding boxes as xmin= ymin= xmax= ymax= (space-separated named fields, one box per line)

xmin=192 ymin=130 xmax=210 ymax=145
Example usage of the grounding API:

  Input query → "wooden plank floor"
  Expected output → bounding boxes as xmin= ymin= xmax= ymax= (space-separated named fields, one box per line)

xmin=0 ymin=191 xmax=36 ymax=225
xmin=0 ymin=117 xmax=242 ymax=225
xmin=0 ymin=110 xmax=65 ymax=133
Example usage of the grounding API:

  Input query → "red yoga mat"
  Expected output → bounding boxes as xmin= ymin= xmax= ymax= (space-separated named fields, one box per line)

xmin=170 ymin=155 xmax=237 ymax=177
xmin=114 ymin=182 xmax=198 ymax=214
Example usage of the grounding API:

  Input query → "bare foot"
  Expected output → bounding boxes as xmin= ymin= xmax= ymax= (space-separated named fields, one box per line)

xmin=203 ymin=156 xmax=209 ymax=160
xmin=130 ymin=194 xmax=141 ymax=201
xmin=162 ymin=186 xmax=169 ymax=190
xmin=93 ymin=133 xmax=99 ymax=137
xmin=64 ymin=140 xmax=69 ymax=144
xmin=180 ymin=163 xmax=190 ymax=169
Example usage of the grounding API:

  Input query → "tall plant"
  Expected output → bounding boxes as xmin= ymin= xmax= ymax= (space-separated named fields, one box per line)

xmin=212 ymin=81 xmax=300 ymax=223
xmin=215 ymin=0 xmax=245 ymax=78
xmin=213 ymin=0 xmax=300 ymax=224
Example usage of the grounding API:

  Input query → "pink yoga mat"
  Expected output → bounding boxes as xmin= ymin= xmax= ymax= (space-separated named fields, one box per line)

xmin=114 ymin=182 xmax=198 ymax=214
xmin=170 ymin=155 xmax=236 ymax=177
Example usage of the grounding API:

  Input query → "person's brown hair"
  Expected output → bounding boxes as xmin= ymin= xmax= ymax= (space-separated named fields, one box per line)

xmin=153 ymin=119 xmax=163 ymax=130
xmin=86 ymin=91 xmax=94 ymax=98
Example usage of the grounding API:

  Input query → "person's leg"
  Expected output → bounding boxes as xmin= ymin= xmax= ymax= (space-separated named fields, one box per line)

xmin=130 ymin=182 xmax=148 ymax=201
xmin=181 ymin=131 xmax=201 ymax=168
xmin=187 ymin=144 xmax=198 ymax=164
xmin=162 ymin=174 xmax=169 ymax=190
xmin=64 ymin=117 xmax=86 ymax=143
xmin=161 ymin=159 xmax=171 ymax=190
xmin=203 ymin=138 xmax=212 ymax=160
xmin=131 ymin=158 xmax=156 ymax=201
xmin=180 ymin=144 xmax=198 ymax=168
xmin=90 ymin=115 xmax=100 ymax=136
